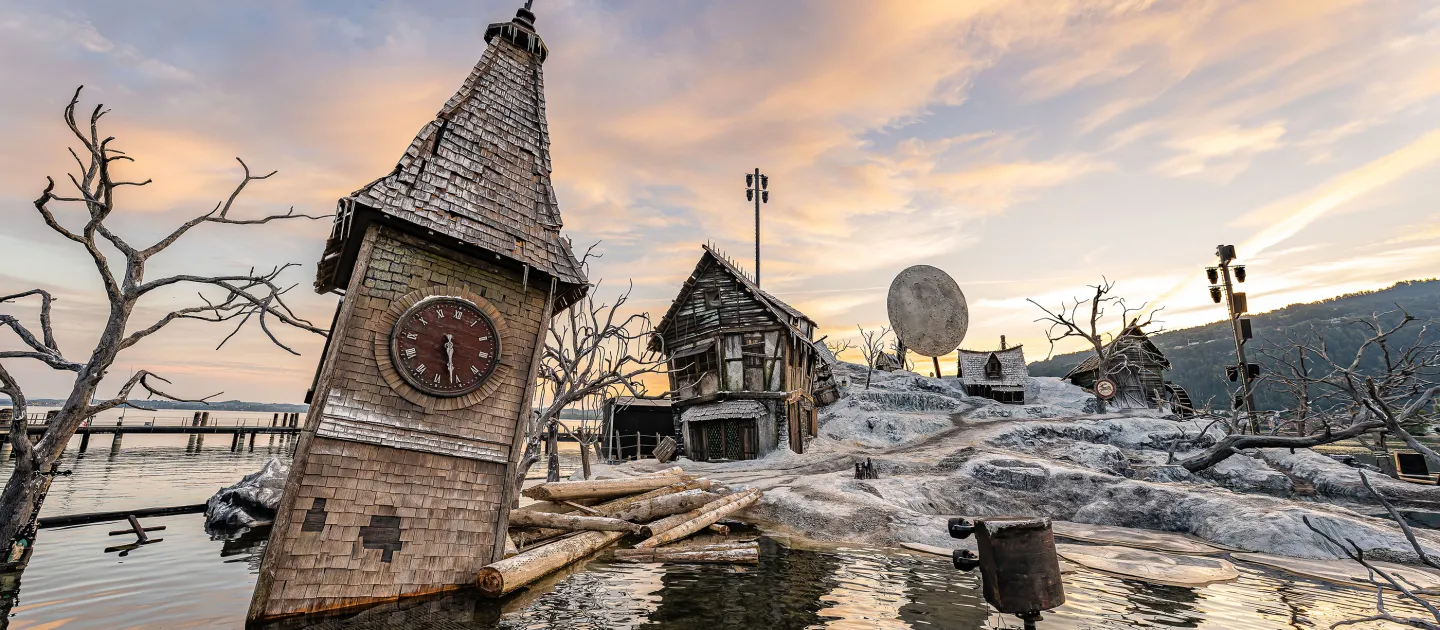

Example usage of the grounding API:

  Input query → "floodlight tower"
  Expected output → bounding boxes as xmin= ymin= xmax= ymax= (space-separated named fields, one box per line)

xmin=745 ymin=168 xmax=769 ymax=285
xmin=1206 ymin=245 xmax=1258 ymax=432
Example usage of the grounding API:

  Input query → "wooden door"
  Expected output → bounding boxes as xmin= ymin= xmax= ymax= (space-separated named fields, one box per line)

xmin=788 ymin=403 xmax=803 ymax=453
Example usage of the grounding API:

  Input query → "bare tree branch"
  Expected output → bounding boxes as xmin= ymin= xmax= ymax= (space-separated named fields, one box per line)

xmin=1 ymin=86 xmax=330 ymax=559
xmin=511 ymin=250 xmax=672 ymax=497
xmin=1181 ymin=309 xmax=1439 ymax=473
xmin=1029 ymin=278 xmax=1162 ymax=413
xmin=856 ymin=325 xmax=890 ymax=390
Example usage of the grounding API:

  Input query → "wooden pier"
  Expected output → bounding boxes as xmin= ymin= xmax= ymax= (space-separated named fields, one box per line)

xmin=1 ymin=411 xmax=302 ymax=453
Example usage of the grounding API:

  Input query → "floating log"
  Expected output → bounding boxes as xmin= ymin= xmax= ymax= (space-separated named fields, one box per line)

xmin=523 ymin=474 xmax=686 ymax=502
xmin=507 ymin=510 xmax=640 ymax=534
xmin=613 ymin=542 xmax=759 ymax=565
xmin=478 ymin=530 xmax=625 ymax=597
xmin=608 ymin=489 xmax=720 ymax=523
xmin=635 ymin=490 xmax=761 ymax=548
xmin=38 ymin=503 xmax=206 ymax=529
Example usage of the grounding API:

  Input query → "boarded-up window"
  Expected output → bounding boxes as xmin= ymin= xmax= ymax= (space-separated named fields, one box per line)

xmin=742 ymin=332 xmax=765 ymax=391
xmin=673 ymin=346 xmax=718 ymax=399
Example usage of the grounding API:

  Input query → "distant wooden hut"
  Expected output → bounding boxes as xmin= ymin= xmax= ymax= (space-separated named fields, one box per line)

xmin=958 ymin=338 xmax=1028 ymax=404
xmin=650 ymin=245 xmax=821 ymax=460
xmin=600 ymin=396 xmax=674 ymax=461
xmin=873 ymin=351 xmax=902 ymax=372
xmin=1064 ymin=325 xmax=1193 ymax=415
xmin=811 ymin=339 xmax=843 ymax=406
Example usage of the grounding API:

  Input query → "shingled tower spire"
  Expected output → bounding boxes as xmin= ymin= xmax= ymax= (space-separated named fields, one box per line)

xmin=252 ymin=4 xmax=587 ymax=621
xmin=315 ymin=2 xmax=585 ymax=308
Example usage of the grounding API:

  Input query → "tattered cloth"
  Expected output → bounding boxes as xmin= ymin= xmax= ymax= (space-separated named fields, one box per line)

xmin=681 ymin=400 xmax=766 ymax=423
xmin=206 ymin=458 xmax=289 ymax=530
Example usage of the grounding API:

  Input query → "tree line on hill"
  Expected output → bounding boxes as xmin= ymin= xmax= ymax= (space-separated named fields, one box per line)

xmin=1029 ymin=279 xmax=1440 ymax=412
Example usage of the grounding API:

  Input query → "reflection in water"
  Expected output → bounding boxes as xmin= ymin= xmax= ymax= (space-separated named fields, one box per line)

xmin=642 ymin=537 xmax=837 ymax=629
xmin=6 ymin=421 xmax=1440 ymax=629
xmin=817 ymin=548 xmax=910 ymax=629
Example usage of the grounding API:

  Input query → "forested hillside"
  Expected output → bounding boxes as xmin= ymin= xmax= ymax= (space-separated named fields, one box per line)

xmin=1028 ymin=280 xmax=1440 ymax=410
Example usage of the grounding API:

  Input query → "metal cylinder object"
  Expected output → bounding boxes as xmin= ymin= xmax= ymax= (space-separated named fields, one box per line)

xmin=973 ymin=516 xmax=1065 ymax=616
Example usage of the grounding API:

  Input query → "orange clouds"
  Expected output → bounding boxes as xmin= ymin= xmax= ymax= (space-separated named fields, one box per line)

xmin=3 ymin=0 xmax=1440 ymax=401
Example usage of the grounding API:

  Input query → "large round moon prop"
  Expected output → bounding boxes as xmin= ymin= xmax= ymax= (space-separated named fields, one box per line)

xmin=886 ymin=265 xmax=969 ymax=357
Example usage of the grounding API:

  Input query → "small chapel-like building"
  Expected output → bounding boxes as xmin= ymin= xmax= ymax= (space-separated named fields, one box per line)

xmin=651 ymin=246 xmax=822 ymax=460
xmin=1064 ymin=325 xmax=1194 ymax=415
xmin=958 ymin=337 xmax=1029 ymax=404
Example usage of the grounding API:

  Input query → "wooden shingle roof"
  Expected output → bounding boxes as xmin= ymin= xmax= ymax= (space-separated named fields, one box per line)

xmin=958 ymin=345 xmax=1029 ymax=387
xmin=315 ymin=7 xmax=587 ymax=308
xmin=650 ymin=245 xmax=816 ymax=351
xmin=1063 ymin=325 xmax=1170 ymax=379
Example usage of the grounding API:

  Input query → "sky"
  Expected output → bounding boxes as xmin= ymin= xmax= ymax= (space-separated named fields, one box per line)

xmin=2 ymin=0 xmax=1438 ymax=403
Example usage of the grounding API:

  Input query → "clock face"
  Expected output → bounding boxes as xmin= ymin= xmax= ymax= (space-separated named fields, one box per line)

xmin=389 ymin=296 xmax=501 ymax=398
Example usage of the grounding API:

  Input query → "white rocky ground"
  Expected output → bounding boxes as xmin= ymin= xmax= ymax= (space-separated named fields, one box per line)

xmin=608 ymin=362 xmax=1440 ymax=565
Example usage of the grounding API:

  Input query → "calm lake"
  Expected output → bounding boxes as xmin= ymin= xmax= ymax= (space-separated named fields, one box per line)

xmin=3 ymin=408 xmax=1436 ymax=629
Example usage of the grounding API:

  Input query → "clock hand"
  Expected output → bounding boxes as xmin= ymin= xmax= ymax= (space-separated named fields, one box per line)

xmin=444 ymin=334 xmax=455 ymax=383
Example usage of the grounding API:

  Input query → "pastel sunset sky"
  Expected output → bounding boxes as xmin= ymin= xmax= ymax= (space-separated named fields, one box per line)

xmin=2 ymin=0 xmax=1438 ymax=402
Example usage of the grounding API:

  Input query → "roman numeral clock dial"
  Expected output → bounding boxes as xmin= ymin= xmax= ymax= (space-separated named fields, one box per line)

xmin=389 ymin=296 xmax=501 ymax=397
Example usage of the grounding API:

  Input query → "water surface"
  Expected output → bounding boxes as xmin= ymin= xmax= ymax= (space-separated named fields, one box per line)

xmin=4 ymin=410 xmax=1436 ymax=629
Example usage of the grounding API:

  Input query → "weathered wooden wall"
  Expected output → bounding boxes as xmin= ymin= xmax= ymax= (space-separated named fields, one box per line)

xmin=250 ymin=225 xmax=545 ymax=619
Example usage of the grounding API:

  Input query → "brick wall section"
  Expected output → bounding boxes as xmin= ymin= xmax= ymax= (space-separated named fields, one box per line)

xmin=255 ymin=226 xmax=544 ymax=618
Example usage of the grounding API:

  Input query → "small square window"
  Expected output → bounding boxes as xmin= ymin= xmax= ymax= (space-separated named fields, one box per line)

xmin=704 ymin=289 xmax=721 ymax=308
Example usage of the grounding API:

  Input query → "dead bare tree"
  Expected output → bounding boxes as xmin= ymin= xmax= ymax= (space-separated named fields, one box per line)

xmin=857 ymin=325 xmax=891 ymax=390
xmin=823 ymin=336 xmax=856 ymax=359
xmin=511 ymin=248 xmax=669 ymax=501
xmin=1177 ymin=309 xmax=1439 ymax=473
xmin=893 ymin=338 xmax=909 ymax=372
xmin=1029 ymin=278 xmax=1161 ymax=414
xmin=1304 ymin=471 xmax=1440 ymax=629
xmin=1 ymin=88 xmax=327 ymax=563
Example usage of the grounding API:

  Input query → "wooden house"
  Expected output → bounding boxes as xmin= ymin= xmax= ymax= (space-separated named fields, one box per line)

xmin=650 ymin=246 xmax=821 ymax=461
xmin=600 ymin=396 xmax=674 ymax=461
xmin=958 ymin=339 xmax=1028 ymax=404
xmin=1065 ymin=325 xmax=1193 ymax=414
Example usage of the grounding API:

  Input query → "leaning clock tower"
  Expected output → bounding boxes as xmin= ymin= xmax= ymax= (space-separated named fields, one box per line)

xmin=249 ymin=4 xmax=586 ymax=621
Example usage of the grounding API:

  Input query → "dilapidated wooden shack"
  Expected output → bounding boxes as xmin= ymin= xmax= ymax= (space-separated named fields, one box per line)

xmin=650 ymin=246 xmax=821 ymax=460
xmin=1065 ymin=325 xmax=1193 ymax=414
xmin=958 ymin=339 xmax=1028 ymax=404
xmin=600 ymin=396 xmax=674 ymax=460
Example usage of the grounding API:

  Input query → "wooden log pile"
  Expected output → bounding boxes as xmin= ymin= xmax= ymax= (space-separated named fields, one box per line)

xmin=477 ymin=473 xmax=764 ymax=598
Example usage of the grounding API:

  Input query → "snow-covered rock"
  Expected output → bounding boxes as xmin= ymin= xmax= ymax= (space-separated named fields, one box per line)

xmin=818 ymin=399 xmax=955 ymax=448
xmin=206 ymin=458 xmax=288 ymax=530
xmin=1193 ymin=453 xmax=1296 ymax=496
xmin=1259 ymin=448 xmax=1440 ymax=505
